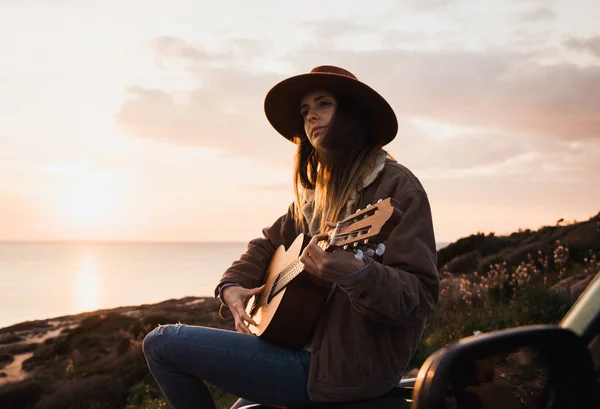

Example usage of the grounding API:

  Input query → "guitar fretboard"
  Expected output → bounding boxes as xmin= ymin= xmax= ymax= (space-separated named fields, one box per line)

xmin=272 ymin=259 xmax=304 ymax=296
xmin=257 ymin=241 xmax=329 ymax=307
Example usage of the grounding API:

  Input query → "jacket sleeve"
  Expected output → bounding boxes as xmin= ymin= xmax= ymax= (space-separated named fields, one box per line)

xmin=214 ymin=203 xmax=300 ymax=298
xmin=339 ymin=187 xmax=440 ymax=326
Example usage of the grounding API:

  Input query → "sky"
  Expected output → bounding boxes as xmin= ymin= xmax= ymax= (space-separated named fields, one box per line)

xmin=1 ymin=0 xmax=599 ymax=244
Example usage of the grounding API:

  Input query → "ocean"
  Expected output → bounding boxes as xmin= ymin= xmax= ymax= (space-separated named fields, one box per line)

xmin=0 ymin=241 xmax=248 ymax=329
xmin=0 ymin=241 xmax=448 ymax=329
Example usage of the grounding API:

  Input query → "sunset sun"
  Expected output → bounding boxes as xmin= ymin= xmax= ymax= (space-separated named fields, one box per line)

xmin=63 ymin=180 xmax=114 ymax=228
xmin=45 ymin=164 xmax=128 ymax=232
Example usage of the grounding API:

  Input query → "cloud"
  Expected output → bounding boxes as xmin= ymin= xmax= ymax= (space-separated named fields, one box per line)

xmin=565 ymin=36 xmax=600 ymax=58
xmin=406 ymin=0 xmax=457 ymax=10
xmin=514 ymin=7 xmax=555 ymax=22
xmin=152 ymin=36 xmax=215 ymax=63
xmin=307 ymin=20 xmax=371 ymax=49
xmin=285 ymin=47 xmax=600 ymax=141
xmin=117 ymin=66 xmax=296 ymax=168
xmin=385 ymin=115 xmax=600 ymax=183
xmin=117 ymin=33 xmax=600 ymax=176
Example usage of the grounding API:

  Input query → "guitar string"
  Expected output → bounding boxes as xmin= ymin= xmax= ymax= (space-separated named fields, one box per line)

xmin=256 ymin=239 xmax=330 ymax=306
xmin=256 ymin=227 xmax=373 ymax=306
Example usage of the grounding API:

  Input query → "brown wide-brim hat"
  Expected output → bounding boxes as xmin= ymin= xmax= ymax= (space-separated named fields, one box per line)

xmin=264 ymin=65 xmax=398 ymax=146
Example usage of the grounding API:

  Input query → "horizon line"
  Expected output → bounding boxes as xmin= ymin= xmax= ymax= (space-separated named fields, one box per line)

xmin=0 ymin=238 xmax=453 ymax=246
xmin=0 ymin=239 xmax=250 ymax=245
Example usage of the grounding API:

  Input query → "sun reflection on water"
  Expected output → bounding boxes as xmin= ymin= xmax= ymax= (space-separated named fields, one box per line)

xmin=73 ymin=252 xmax=103 ymax=313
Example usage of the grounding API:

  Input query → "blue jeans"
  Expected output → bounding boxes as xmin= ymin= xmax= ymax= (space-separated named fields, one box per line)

xmin=142 ymin=324 xmax=315 ymax=409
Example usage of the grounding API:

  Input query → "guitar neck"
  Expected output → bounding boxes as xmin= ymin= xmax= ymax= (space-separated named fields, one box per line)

xmin=271 ymin=259 xmax=304 ymax=295
xmin=269 ymin=240 xmax=330 ymax=298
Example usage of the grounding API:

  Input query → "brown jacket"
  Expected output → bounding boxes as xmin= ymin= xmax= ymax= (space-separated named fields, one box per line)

xmin=215 ymin=158 xmax=440 ymax=402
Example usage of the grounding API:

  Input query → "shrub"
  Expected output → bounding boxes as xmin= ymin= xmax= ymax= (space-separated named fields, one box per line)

xmin=34 ymin=375 xmax=126 ymax=409
xmin=1 ymin=342 xmax=39 ymax=355
xmin=408 ymin=241 xmax=593 ymax=371
xmin=0 ymin=321 xmax=52 ymax=336
xmin=0 ymin=334 xmax=24 ymax=345
xmin=0 ymin=379 xmax=44 ymax=409
xmin=124 ymin=380 xmax=164 ymax=407
xmin=0 ymin=353 xmax=14 ymax=369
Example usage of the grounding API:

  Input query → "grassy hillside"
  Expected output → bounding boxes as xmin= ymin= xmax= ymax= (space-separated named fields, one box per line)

xmin=411 ymin=212 xmax=600 ymax=367
xmin=0 ymin=298 xmax=238 ymax=409
xmin=437 ymin=212 xmax=600 ymax=276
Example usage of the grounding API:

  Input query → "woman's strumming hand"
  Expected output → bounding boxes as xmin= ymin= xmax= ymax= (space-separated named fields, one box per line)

xmin=221 ymin=285 xmax=265 ymax=334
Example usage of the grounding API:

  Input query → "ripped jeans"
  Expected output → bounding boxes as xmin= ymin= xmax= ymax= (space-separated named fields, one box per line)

xmin=142 ymin=324 xmax=314 ymax=409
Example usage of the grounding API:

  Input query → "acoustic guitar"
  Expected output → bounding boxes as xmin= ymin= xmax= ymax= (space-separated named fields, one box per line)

xmin=245 ymin=197 xmax=403 ymax=350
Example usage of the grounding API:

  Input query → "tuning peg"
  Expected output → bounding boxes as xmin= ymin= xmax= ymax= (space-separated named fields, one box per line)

xmin=365 ymin=248 xmax=375 ymax=257
xmin=354 ymin=249 xmax=364 ymax=261
xmin=375 ymin=243 xmax=385 ymax=256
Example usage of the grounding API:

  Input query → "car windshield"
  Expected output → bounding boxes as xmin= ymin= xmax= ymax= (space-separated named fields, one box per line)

xmin=560 ymin=271 xmax=600 ymax=339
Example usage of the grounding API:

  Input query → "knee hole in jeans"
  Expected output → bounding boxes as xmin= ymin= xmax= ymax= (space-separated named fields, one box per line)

xmin=142 ymin=324 xmax=179 ymax=358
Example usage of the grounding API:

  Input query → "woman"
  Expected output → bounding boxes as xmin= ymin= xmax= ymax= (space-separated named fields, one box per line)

xmin=142 ymin=66 xmax=440 ymax=409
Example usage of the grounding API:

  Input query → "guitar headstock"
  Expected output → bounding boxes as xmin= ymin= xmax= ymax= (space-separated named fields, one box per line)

xmin=328 ymin=197 xmax=403 ymax=258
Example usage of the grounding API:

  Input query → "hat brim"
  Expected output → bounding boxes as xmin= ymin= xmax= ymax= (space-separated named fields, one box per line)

xmin=264 ymin=72 xmax=398 ymax=146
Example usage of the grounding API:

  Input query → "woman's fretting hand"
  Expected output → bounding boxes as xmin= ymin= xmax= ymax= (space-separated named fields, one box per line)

xmin=221 ymin=285 xmax=264 ymax=334
xmin=300 ymin=222 xmax=366 ymax=281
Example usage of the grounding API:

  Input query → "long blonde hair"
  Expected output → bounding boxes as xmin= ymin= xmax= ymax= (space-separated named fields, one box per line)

xmin=291 ymin=94 xmax=385 ymax=234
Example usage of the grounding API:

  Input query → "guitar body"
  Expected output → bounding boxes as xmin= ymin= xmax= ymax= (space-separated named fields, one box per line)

xmin=246 ymin=234 xmax=331 ymax=350
xmin=244 ymin=197 xmax=403 ymax=350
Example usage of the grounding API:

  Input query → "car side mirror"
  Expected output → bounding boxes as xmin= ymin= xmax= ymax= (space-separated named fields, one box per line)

xmin=411 ymin=325 xmax=600 ymax=409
